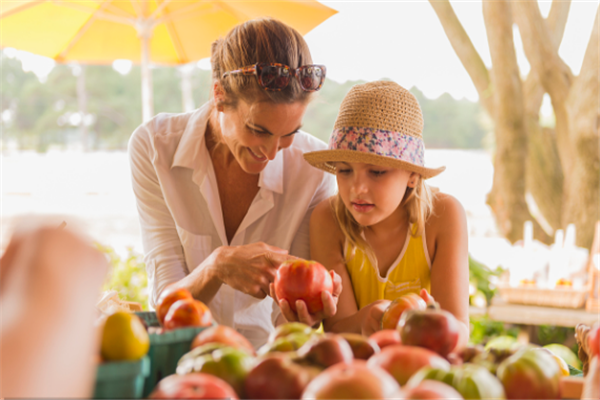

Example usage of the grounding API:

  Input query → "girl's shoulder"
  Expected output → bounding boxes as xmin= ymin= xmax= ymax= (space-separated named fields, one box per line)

xmin=312 ymin=197 xmax=341 ymax=228
xmin=426 ymin=191 xmax=467 ymax=235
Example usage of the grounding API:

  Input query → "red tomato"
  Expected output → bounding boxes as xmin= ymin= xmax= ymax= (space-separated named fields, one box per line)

xmin=274 ymin=260 xmax=333 ymax=314
xmin=367 ymin=345 xmax=450 ymax=386
xmin=149 ymin=373 xmax=238 ymax=399
xmin=399 ymin=308 xmax=460 ymax=358
xmin=369 ymin=329 xmax=402 ymax=350
xmin=403 ymin=380 xmax=463 ymax=400
xmin=156 ymin=286 xmax=193 ymax=326
xmin=589 ymin=323 xmax=600 ymax=357
xmin=381 ymin=293 xmax=427 ymax=330
xmin=163 ymin=299 xmax=212 ymax=331
xmin=301 ymin=360 xmax=400 ymax=399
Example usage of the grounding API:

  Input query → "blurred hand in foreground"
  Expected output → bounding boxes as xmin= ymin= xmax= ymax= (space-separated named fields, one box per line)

xmin=1 ymin=222 xmax=107 ymax=398
xmin=582 ymin=356 xmax=599 ymax=399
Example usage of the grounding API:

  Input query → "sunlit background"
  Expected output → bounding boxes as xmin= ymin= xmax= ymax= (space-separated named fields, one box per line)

xmin=1 ymin=1 xmax=597 ymax=308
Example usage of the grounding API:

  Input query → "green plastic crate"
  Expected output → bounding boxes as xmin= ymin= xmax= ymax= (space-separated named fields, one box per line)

xmin=135 ymin=311 xmax=160 ymax=328
xmin=94 ymin=356 xmax=150 ymax=399
xmin=135 ymin=311 xmax=214 ymax=397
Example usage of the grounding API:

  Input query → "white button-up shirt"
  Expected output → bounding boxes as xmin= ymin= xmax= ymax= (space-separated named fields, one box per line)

xmin=128 ymin=102 xmax=335 ymax=348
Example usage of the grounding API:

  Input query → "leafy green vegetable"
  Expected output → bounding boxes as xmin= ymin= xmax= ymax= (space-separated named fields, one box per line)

xmin=97 ymin=244 xmax=148 ymax=310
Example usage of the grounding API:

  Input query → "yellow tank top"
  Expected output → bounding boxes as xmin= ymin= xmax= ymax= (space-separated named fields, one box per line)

xmin=345 ymin=225 xmax=431 ymax=309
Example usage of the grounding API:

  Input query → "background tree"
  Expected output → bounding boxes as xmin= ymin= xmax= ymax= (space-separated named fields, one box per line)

xmin=1 ymin=52 xmax=488 ymax=152
xmin=429 ymin=0 xmax=599 ymax=247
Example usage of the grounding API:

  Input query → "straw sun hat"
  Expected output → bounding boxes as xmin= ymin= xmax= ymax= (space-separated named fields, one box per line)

xmin=304 ymin=81 xmax=445 ymax=179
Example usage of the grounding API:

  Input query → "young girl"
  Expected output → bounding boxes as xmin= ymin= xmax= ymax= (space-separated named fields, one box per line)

xmin=304 ymin=81 xmax=470 ymax=349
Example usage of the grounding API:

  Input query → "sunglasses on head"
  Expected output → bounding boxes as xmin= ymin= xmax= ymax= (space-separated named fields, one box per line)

xmin=222 ymin=62 xmax=326 ymax=92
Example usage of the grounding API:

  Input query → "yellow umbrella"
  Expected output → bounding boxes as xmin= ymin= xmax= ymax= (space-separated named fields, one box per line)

xmin=0 ymin=0 xmax=337 ymax=121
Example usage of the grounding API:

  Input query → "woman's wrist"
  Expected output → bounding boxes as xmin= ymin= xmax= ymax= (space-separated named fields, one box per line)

xmin=178 ymin=247 xmax=226 ymax=304
xmin=209 ymin=245 xmax=230 ymax=283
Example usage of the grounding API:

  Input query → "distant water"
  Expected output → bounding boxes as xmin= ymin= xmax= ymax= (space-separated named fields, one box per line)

xmin=1 ymin=149 xmax=508 ymax=268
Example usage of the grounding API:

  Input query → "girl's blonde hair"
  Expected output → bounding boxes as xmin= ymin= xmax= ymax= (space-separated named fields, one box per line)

xmin=332 ymin=176 xmax=437 ymax=266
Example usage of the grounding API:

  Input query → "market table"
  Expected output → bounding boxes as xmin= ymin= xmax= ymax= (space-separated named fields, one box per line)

xmin=470 ymin=296 xmax=600 ymax=346
xmin=486 ymin=297 xmax=599 ymax=328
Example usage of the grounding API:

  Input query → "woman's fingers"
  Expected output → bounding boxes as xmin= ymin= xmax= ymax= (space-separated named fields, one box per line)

xmin=262 ymin=243 xmax=289 ymax=255
xmin=258 ymin=275 xmax=273 ymax=297
xmin=269 ymin=283 xmax=278 ymax=302
xmin=265 ymin=251 xmax=294 ymax=269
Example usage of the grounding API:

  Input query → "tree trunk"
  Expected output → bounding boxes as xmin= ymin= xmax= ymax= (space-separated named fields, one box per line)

xmin=428 ymin=0 xmax=493 ymax=115
xmin=429 ymin=0 xmax=597 ymax=246
xmin=483 ymin=0 xmax=531 ymax=243
xmin=525 ymin=125 xmax=563 ymax=235
xmin=516 ymin=2 xmax=599 ymax=248
xmin=563 ymin=9 xmax=600 ymax=248
xmin=520 ymin=0 xmax=571 ymax=237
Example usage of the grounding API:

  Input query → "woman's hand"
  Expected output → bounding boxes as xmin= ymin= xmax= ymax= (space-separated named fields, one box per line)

xmin=361 ymin=299 xmax=392 ymax=337
xmin=211 ymin=242 xmax=296 ymax=299
xmin=270 ymin=270 xmax=342 ymax=328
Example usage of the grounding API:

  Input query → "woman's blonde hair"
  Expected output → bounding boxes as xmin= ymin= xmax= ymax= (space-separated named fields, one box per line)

xmin=332 ymin=176 xmax=437 ymax=266
xmin=211 ymin=18 xmax=314 ymax=108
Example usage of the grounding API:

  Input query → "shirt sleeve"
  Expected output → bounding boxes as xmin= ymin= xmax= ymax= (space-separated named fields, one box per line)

xmin=128 ymin=125 xmax=187 ymax=309
xmin=289 ymin=171 xmax=337 ymax=260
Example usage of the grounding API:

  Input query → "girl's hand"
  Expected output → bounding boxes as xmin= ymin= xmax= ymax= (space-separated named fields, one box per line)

xmin=420 ymin=288 xmax=436 ymax=306
xmin=361 ymin=299 xmax=392 ymax=337
xmin=270 ymin=270 xmax=342 ymax=328
xmin=209 ymin=242 xmax=296 ymax=299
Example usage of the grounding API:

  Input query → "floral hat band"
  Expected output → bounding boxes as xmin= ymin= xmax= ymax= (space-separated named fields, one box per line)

xmin=329 ymin=127 xmax=425 ymax=166
xmin=304 ymin=81 xmax=445 ymax=179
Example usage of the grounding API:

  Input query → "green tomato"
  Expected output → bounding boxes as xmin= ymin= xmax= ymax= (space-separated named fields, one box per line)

xmin=484 ymin=335 xmax=519 ymax=351
xmin=408 ymin=364 xmax=505 ymax=400
xmin=497 ymin=348 xmax=561 ymax=399
xmin=543 ymin=343 xmax=582 ymax=370
xmin=180 ymin=347 xmax=253 ymax=397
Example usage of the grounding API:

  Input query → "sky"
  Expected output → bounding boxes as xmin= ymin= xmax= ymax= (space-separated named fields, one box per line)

xmin=6 ymin=0 xmax=598 ymax=104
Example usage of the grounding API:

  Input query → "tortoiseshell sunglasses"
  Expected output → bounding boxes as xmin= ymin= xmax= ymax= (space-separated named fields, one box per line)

xmin=222 ymin=63 xmax=326 ymax=92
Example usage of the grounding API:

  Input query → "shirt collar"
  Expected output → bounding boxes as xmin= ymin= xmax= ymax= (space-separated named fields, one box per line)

xmin=259 ymin=149 xmax=284 ymax=195
xmin=171 ymin=102 xmax=213 ymax=172
xmin=171 ymin=101 xmax=284 ymax=195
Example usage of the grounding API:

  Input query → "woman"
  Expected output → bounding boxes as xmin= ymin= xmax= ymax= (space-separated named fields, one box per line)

xmin=128 ymin=18 xmax=340 ymax=348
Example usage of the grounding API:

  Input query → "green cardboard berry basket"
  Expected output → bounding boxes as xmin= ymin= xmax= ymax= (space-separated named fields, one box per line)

xmin=135 ymin=311 xmax=214 ymax=397
xmin=94 ymin=356 xmax=150 ymax=399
